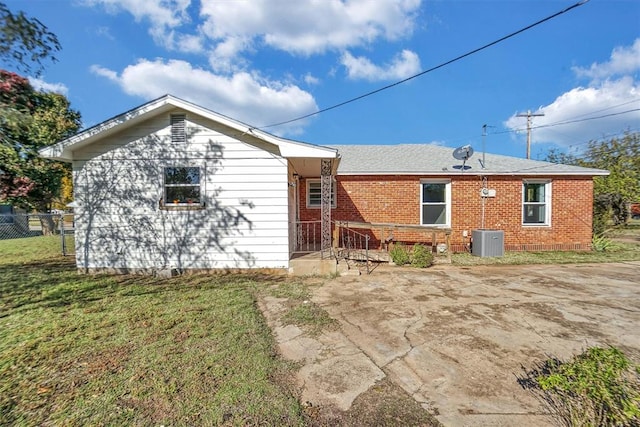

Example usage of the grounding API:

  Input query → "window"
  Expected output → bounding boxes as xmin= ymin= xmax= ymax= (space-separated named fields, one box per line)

xmin=164 ymin=167 xmax=201 ymax=205
xmin=171 ymin=114 xmax=186 ymax=143
xmin=523 ymin=181 xmax=551 ymax=225
xmin=421 ymin=181 xmax=450 ymax=226
xmin=306 ymin=179 xmax=336 ymax=208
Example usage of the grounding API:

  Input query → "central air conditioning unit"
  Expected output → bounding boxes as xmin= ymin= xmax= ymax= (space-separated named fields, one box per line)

xmin=472 ymin=229 xmax=504 ymax=257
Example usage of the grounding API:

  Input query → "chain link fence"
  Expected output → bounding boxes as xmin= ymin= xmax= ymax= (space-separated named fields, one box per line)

xmin=0 ymin=213 xmax=75 ymax=255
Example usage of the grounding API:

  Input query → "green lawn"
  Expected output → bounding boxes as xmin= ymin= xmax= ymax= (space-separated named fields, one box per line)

xmin=451 ymin=241 xmax=640 ymax=266
xmin=0 ymin=238 xmax=305 ymax=426
xmin=451 ymin=227 xmax=640 ymax=266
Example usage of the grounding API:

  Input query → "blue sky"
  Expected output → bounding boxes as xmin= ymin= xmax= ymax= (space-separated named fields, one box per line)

xmin=4 ymin=0 xmax=639 ymax=160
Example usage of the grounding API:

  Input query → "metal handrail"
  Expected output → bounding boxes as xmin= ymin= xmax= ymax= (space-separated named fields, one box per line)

xmin=334 ymin=221 xmax=371 ymax=274
xmin=294 ymin=220 xmax=322 ymax=253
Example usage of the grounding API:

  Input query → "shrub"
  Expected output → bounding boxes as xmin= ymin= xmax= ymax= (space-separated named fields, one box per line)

xmin=411 ymin=243 xmax=433 ymax=268
xmin=592 ymin=234 xmax=617 ymax=252
xmin=519 ymin=346 xmax=640 ymax=427
xmin=389 ymin=243 xmax=410 ymax=265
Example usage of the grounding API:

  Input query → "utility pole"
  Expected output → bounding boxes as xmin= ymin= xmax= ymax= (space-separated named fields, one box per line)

xmin=517 ymin=110 xmax=544 ymax=159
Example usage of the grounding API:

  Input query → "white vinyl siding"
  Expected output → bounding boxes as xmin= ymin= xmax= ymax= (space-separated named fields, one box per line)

xmin=523 ymin=180 xmax=551 ymax=226
xmin=420 ymin=180 xmax=451 ymax=226
xmin=72 ymin=111 xmax=291 ymax=271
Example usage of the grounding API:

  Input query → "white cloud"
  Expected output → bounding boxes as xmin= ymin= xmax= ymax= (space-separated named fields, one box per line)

xmin=505 ymin=39 xmax=640 ymax=148
xmin=90 ymin=59 xmax=318 ymax=135
xmin=573 ymin=38 xmax=640 ymax=82
xmin=504 ymin=77 xmax=640 ymax=147
xmin=200 ymin=0 xmax=421 ymax=68
xmin=341 ymin=49 xmax=421 ymax=81
xmin=82 ymin=0 xmax=190 ymax=27
xmin=175 ymin=33 xmax=204 ymax=53
xmin=160 ymin=30 xmax=205 ymax=54
xmin=90 ymin=64 xmax=118 ymax=81
xmin=83 ymin=0 xmax=423 ymax=72
xmin=28 ymin=77 xmax=69 ymax=95
xmin=82 ymin=0 xmax=191 ymax=48
xmin=95 ymin=26 xmax=115 ymax=40
xmin=304 ymin=73 xmax=320 ymax=85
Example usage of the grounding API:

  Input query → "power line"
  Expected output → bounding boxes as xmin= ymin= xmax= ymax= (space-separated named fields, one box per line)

xmin=489 ymin=107 xmax=639 ymax=136
xmin=530 ymin=109 xmax=640 ymax=131
xmin=257 ymin=0 xmax=590 ymax=130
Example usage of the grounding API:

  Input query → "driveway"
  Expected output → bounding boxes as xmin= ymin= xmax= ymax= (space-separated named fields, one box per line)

xmin=262 ymin=261 xmax=640 ymax=426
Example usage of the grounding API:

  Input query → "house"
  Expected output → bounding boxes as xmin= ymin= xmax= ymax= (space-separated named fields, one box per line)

xmin=40 ymin=95 xmax=338 ymax=273
xmin=302 ymin=144 xmax=608 ymax=253
xmin=41 ymin=95 xmax=607 ymax=274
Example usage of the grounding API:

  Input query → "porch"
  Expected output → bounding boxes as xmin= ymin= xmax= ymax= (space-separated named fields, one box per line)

xmin=289 ymin=220 xmax=452 ymax=275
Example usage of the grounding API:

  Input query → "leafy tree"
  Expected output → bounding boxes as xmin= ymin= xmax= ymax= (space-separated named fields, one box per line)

xmin=57 ymin=172 xmax=73 ymax=209
xmin=0 ymin=3 xmax=74 ymax=233
xmin=0 ymin=70 xmax=80 ymax=228
xmin=0 ymin=1 xmax=61 ymax=76
xmin=546 ymin=132 xmax=640 ymax=233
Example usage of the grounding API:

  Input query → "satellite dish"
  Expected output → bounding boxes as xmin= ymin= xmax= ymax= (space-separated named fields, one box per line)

xmin=452 ymin=145 xmax=474 ymax=172
xmin=453 ymin=145 xmax=474 ymax=161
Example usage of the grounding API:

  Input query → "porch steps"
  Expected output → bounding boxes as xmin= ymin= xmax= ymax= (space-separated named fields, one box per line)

xmin=289 ymin=252 xmax=338 ymax=276
xmin=289 ymin=248 xmax=388 ymax=276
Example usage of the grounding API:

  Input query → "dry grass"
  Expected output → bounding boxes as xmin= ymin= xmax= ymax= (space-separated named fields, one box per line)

xmin=0 ymin=238 xmax=305 ymax=426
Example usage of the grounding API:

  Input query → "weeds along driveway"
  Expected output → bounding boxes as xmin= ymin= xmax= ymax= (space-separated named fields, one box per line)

xmin=312 ymin=261 xmax=640 ymax=426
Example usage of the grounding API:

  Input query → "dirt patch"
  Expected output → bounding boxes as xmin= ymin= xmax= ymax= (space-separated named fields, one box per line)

xmin=303 ymin=378 xmax=441 ymax=426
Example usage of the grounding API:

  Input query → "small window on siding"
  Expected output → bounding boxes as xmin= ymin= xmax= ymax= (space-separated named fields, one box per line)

xmin=523 ymin=181 xmax=551 ymax=225
xmin=171 ymin=114 xmax=186 ymax=143
xmin=164 ymin=167 xmax=201 ymax=205
xmin=307 ymin=179 xmax=336 ymax=208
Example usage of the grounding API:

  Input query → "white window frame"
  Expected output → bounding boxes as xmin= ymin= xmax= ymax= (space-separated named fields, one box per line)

xmin=420 ymin=179 xmax=451 ymax=227
xmin=163 ymin=166 xmax=204 ymax=207
xmin=306 ymin=178 xmax=336 ymax=209
xmin=522 ymin=180 xmax=551 ymax=226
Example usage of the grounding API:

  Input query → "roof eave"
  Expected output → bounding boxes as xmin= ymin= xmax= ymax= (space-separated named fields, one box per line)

xmin=39 ymin=94 xmax=339 ymax=161
xmin=39 ymin=145 xmax=72 ymax=162
xmin=336 ymin=170 xmax=610 ymax=176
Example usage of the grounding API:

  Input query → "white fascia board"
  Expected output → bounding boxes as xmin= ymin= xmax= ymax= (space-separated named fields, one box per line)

xmin=39 ymin=94 xmax=338 ymax=162
xmin=158 ymin=97 xmax=338 ymax=159
xmin=336 ymin=170 xmax=610 ymax=177
xmin=39 ymin=95 xmax=177 ymax=161
xmin=277 ymin=140 xmax=338 ymax=158
xmin=39 ymin=145 xmax=70 ymax=162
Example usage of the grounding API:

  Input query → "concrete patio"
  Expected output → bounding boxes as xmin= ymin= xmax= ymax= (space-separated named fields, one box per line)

xmin=261 ymin=261 xmax=640 ymax=426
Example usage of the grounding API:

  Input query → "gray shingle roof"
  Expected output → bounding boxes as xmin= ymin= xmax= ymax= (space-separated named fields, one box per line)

xmin=330 ymin=144 xmax=608 ymax=176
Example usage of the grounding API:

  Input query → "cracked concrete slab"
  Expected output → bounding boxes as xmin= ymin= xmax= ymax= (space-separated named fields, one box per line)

xmin=258 ymin=295 xmax=386 ymax=412
xmin=299 ymin=353 xmax=385 ymax=411
xmin=310 ymin=261 xmax=640 ymax=426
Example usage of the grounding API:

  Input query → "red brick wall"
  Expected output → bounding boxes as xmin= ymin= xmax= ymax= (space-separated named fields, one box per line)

xmin=299 ymin=175 xmax=594 ymax=252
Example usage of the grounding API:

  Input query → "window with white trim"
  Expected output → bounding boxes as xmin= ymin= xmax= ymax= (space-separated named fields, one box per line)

xmin=421 ymin=180 xmax=451 ymax=226
xmin=164 ymin=167 xmax=202 ymax=205
xmin=523 ymin=181 xmax=551 ymax=225
xmin=306 ymin=179 xmax=336 ymax=208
